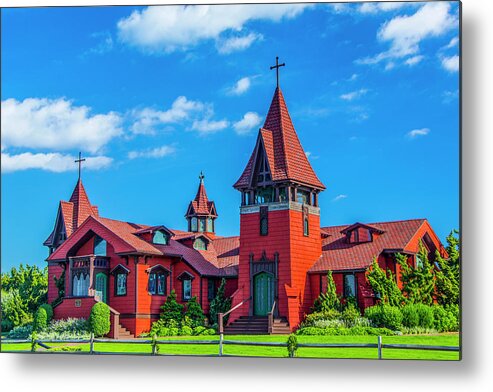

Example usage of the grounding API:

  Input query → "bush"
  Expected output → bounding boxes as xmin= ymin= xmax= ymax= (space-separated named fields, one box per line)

xmin=193 ymin=326 xmax=207 ymax=335
xmin=401 ymin=304 xmax=420 ymax=328
xmin=33 ymin=307 xmax=48 ymax=332
xmin=179 ymin=326 xmax=193 ymax=336
xmin=365 ymin=305 xmax=403 ymax=330
xmin=296 ymin=326 xmax=396 ymax=336
xmin=47 ymin=346 xmax=82 ymax=352
xmin=415 ymin=304 xmax=434 ymax=329
xmin=184 ymin=296 xmax=205 ymax=328
xmin=341 ymin=304 xmax=361 ymax=327
xmin=287 ymin=334 xmax=298 ymax=358
xmin=39 ymin=304 xmax=54 ymax=322
xmin=7 ymin=324 xmax=33 ymax=339
xmin=160 ymin=290 xmax=184 ymax=326
xmin=433 ymin=305 xmax=459 ymax=332
xmin=89 ymin=302 xmax=111 ymax=337
xmin=209 ymin=278 xmax=232 ymax=325
xmin=169 ymin=327 xmax=179 ymax=336
xmin=301 ymin=309 xmax=342 ymax=327
xmin=399 ymin=326 xmax=438 ymax=335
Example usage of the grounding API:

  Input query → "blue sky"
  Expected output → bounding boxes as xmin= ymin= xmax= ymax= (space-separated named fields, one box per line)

xmin=1 ymin=2 xmax=460 ymax=271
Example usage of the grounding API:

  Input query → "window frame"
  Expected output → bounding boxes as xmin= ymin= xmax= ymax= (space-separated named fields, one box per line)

xmin=343 ymin=273 xmax=357 ymax=299
xmin=182 ymin=278 xmax=192 ymax=301
xmin=148 ymin=266 xmax=169 ymax=296
xmin=115 ymin=272 xmax=127 ymax=296
xmin=94 ymin=235 xmax=107 ymax=256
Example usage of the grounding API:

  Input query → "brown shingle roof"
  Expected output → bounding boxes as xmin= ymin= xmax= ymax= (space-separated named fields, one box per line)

xmin=234 ymin=87 xmax=325 ymax=190
xmin=309 ymin=219 xmax=427 ymax=272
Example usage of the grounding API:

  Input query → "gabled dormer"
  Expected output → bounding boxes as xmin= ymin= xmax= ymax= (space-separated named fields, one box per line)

xmin=176 ymin=233 xmax=211 ymax=251
xmin=341 ymin=223 xmax=385 ymax=244
xmin=185 ymin=172 xmax=218 ymax=234
xmin=134 ymin=225 xmax=174 ymax=246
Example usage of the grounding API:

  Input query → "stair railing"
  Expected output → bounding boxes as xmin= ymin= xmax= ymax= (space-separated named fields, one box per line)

xmin=268 ymin=301 xmax=276 ymax=334
xmin=218 ymin=296 xmax=251 ymax=334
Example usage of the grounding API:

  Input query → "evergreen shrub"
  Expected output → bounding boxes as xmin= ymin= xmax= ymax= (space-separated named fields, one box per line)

xmin=364 ymin=304 xmax=403 ymax=330
xmin=33 ymin=307 xmax=48 ymax=332
xmin=89 ymin=302 xmax=111 ymax=337
xmin=39 ymin=304 xmax=54 ymax=322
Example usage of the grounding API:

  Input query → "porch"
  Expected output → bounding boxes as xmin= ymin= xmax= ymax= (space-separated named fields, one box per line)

xmin=67 ymin=255 xmax=111 ymax=302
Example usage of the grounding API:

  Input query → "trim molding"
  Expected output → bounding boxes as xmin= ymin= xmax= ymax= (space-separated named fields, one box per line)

xmin=240 ymin=201 xmax=320 ymax=216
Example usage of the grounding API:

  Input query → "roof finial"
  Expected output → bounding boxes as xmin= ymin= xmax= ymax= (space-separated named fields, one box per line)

xmin=75 ymin=151 xmax=86 ymax=180
xmin=270 ymin=56 xmax=286 ymax=88
xmin=199 ymin=171 xmax=205 ymax=183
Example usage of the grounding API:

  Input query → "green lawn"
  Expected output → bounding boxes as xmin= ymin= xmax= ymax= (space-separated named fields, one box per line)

xmin=1 ymin=333 xmax=460 ymax=360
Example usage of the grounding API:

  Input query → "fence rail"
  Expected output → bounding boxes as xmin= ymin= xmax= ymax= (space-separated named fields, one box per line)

xmin=1 ymin=335 xmax=459 ymax=359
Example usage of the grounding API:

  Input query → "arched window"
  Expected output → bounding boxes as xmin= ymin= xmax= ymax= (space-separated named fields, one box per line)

xmin=148 ymin=266 xmax=168 ymax=296
xmin=193 ymin=237 xmax=207 ymax=250
xmin=178 ymin=272 xmax=194 ymax=301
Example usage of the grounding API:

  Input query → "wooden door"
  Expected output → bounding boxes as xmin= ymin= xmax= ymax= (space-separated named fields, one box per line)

xmin=95 ymin=273 xmax=107 ymax=303
xmin=254 ymin=272 xmax=274 ymax=316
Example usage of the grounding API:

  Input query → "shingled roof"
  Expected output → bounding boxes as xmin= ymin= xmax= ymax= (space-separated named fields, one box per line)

xmin=309 ymin=219 xmax=428 ymax=273
xmin=186 ymin=176 xmax=217 ymax=217
xmin=234 ymin=87 xmax=325 ymax=190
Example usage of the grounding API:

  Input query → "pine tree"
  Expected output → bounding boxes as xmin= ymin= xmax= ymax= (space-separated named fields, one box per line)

xmin=160 ymin=290 xmax=184 ymax=326
xmin=184 ymin=296 xmax=205 ymax=327
xmin=312 ymin=270 xmax=341 ymax=312
xmin=208 ymin=278 xmax=232 ymax=325
xmin=434 ymin=230 xmax=460 ymax=306
xmin=366 ymin=257 xmax=404 ymax=306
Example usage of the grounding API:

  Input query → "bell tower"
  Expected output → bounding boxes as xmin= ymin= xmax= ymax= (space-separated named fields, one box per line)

xmin=232 ymin=69 xmax=325 ymax=329
xmin=185 ymin=172 xmax=218 ymax=235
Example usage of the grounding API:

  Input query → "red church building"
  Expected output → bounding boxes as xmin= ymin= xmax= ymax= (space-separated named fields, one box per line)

xmin=45 ymin=81 xmax=447 ymax=338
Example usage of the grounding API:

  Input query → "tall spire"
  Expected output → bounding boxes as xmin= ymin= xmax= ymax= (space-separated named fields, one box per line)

xmin=69 ymin=179 xmax=99 ymax=231
xmin=234 ymin=87 xmax=325 ymax=190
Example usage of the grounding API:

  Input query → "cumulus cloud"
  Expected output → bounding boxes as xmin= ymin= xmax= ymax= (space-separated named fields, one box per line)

xmin=227 ymin=77 xmax=252 ymax=96
xmin=405 ymin=55 xmax=424 ymax=66
xmin=128 ymin=145 xmax=176 ymax=159
xmin=441 ymin=55 xmax=459 ymax=72
xmin=1 ymin=98 xmax=122 ymax=154
xmin=407 ymin=128 xmax=430 ymax=138
xmin=191 ymin=118 xmax=229 ymax=135
xmin=358 ymin=2 xmax=411 ymax=14
xmin=443 ymin=36 xmax=459 ymax=50
xmin=216 ymin=32 xmax=262 ymax=54
xmin=117 ymin=4 xmax=308 ymax=54
xmin=1 ymin=152 xmax=112 ymax=173
xmin=233 ymin=112 xmax=262 ymax=135
xmin=340 ymin=89 xmax=368 ymax=101
xmin=130 ymin=96 xmax=207 ymax=135
xmin=357 ymin=3 xmax=457 ymax=69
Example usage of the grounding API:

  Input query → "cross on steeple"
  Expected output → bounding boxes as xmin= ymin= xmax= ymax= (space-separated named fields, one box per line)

xmin=270 ymin=56 xmax=286 ymax=88
xmin=75 ymin=151 xmax=86 ymax=180
xmin=199 ymin=171 xmax=205 ymax=183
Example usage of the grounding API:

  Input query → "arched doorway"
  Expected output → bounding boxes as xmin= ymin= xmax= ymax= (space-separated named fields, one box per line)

xmin=253 ymin=272 xmax=274 ymax=316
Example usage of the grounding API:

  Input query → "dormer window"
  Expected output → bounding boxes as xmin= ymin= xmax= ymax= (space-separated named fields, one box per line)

xmin=94 ymin=235 xmax=107 ymax=256
xmin=193 ymin=237 xmax=207 ymax=250
xmin=152 ymin=230 xmax=169 ymax=245
xmin=342 ymin=223 xmax=383 ymax=244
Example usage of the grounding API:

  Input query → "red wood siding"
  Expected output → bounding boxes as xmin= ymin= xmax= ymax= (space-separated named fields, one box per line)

xmin=47 ymin=264 xmax=64 ymax=303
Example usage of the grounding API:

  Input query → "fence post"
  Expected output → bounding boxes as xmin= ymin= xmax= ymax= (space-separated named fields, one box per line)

xmin=90 ymin=333 xmax=94 ymax=354
xmin=218 ymin=312 xmax=224 ymax=334
xmin=219 ymin=333 xmax=224 ymax=357
xmin=152 ymin=335 xmax=158 ymax=356
xmin=377 ymin=336 xmax=382 ymax=360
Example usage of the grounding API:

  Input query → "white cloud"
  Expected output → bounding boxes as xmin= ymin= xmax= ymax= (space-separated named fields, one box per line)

xmin=227 ymin=77 xmax=252 ymax=96
xmin=441 ymin=55 xmax=459 ymax=72
xmin=332 ymin=194 xmax=348 ymax=202
xmin=128 ymin=145 xmax=176 ymax=159
xmin=1 ymin=152 xmax=112 ymax=173
xmin=443 ymin=36 xmax=459 ymax=50
xmin=88 ymin=31 xmax=114 ymax=55
xmin=340 ymin=88 xmax=368 ymax=101
xmin=405 ymin=55 xmax=424 ymax=66
xmin=349 ymin=73 xmax=359 ymax=81
xmin=216 ymin=32 xmax=262 ymax=54
xmin=130 ymin=96 xmax=207 ymax=135
xmin=117 ymin=4 xmax=308 ymax=54
xmin=357 ymin=3 xmax=457 ymax=68
xmin=407 ymin=128 xmax=430 ymax=138
xmin=1 ymin=98 xmax=122 ymax=154
xmin=191 ymin=119 xmax=229 ymax=135
xmin=358 ymin=2 xmax=410 ymax=14
xmin=233 ymin=112 xmax=262 ymax=135
xmin=329 ymin=3 xmax=350 ymax=14
xmin=442 ymin=89 xmax=459 ymax=103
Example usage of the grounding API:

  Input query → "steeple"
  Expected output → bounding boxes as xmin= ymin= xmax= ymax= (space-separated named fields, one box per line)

xmin=234 ymin=86 xmax=325 ymax=206
xmin=185 ymin=172 xmax=218 ymax=234
xmin=43 ymin=178 xmax=99 ymax=253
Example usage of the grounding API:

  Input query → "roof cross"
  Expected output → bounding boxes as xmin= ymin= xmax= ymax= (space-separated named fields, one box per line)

xmin=75 ymin=151 xmax=86 ymax=180
xmin=199 ymin=171 xmax=205 ymax=183
xmin=270 ymin=56 xmax=286 ymax=88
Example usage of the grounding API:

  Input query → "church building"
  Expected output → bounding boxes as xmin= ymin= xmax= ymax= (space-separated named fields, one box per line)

xmin=45 ymin=66 xmax=447 ymax=337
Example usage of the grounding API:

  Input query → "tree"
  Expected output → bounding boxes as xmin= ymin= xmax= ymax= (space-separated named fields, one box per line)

xmin=396 ymin=242 xmax=435 ymax=305
xmin=312 ymin=269 xmax=341 ymax=312
xmin=209 ymin=278 xmax=232 ymax=325
xmin=160 ymin=290 xmax=184 ymax=326
xmin=366 ymin=258 xmax=404 ymax=307
xmin=434 ymin=230 xmax=460 ymax=306
xmin=184 ymin=296 xmax=205 ymax=328
xmin=1 ymin=289 xmax=31 ymax=331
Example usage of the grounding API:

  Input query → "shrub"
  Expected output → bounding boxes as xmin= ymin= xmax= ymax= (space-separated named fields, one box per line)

xmin=287 ymin=334 xmax=298 ymax=358
xmin=209 ymin=278 xmax=232 ymax=325
xmin=204 ymin=328 xmax=216 ymax=335
xmin=160 ymin=290 xmax=184 ymax=326
xmin=400 ymin=326 xmax=438 ymax=335
xmin=295 ymin=326 xmax=396 ymax=336
xmin=311 ymin=270 xmax=341 ymax=312
xmin=7 ymin=324 xmax=33 ymax=339
xmin=415 ymin=304 xmax=434 ymax=329
xmin=184 ymin=296 xmax=205 ymax=328
xmin=33 ymin=307 xmax=48 ymax=332
xmin=179 ymin=326 xmax=193 ymax=336
xmin=433 ymin=305 xmax=459 ymax=332
xmin=47 ymin=346 xmax=82 ymax=352
xmin=365 ymin=304 xmax=403 ymax=330
xmin=401 ymin=304 xmax=420 ymax=328
xmin=193 ymin=326 xmax=207 ymax=335
xmin=89 ymin=302 xmax=111 ymax=337
xmin=301 ymin=309 xmax=341 ymax=327
xmin=39 ymin=304 xmax=54 ymax=322
xmin=341 ymin=304 xmax=361 ymax=327
xmin=312 ymin=319 xmax=345 ymax=329
xmin=169 ymin=327 xmax=179 ymax=336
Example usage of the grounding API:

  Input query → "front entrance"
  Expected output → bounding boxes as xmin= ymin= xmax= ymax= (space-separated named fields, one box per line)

xmin=95 ymin=273 xmax=108 ymax=303
xmin=253 ymin=272 xmax=275 ymax=316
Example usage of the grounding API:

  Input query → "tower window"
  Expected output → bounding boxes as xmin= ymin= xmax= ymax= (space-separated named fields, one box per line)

xmin=296 ymin=189 xmax=310 ymax=205
xmin=199 ymin=218 xmax=206 ymax=232
xmin=191 ymin=217 xmax=198 ymax=231
xmin=255 ymin=186 xmax=274 ymax=204
xmin=260 ymin=206 xmax=268 ymax=236
xmin=207 ymin=218 xmax=214 ymax=232
xmin=304 ymin=218 xmax=309 ymax=236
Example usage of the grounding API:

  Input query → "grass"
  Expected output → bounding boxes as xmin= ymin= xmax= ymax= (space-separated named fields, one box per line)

xmin=1 ymin=333 xmax=460 ymax=360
